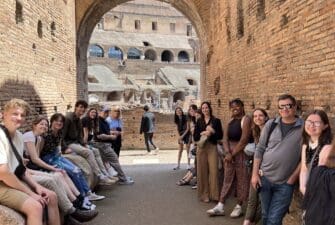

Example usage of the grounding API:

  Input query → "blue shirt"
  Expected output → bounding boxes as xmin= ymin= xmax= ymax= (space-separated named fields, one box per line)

xmin=106 ymin=117 xmax=123 ymax=131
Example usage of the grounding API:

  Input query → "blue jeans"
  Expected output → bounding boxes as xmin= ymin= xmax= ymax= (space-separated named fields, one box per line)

xmin=259 ymin=176 xmax=294 ymax=225
xmin=42 ymin=151 xmax=90 ymax=195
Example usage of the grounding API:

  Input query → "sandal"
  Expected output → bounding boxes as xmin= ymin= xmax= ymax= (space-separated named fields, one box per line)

xmin=176 ymin=179 xmax=189 ymax=186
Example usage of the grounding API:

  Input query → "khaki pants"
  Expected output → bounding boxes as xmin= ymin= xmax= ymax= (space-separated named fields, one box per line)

xmin=196 ymin=142 xmax=219 ymax=201
xmin=91 ymin=142 xmax=127 ymax=181
xmin=0 ymin=181 xmax=29 ymax=211
xmin=68 ymin=143 xmax=107 ymax=176
xmin=32 ymin=171 xmax=73 ymax=214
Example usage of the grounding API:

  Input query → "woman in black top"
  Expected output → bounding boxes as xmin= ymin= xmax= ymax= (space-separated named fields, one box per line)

xmin=193 ymin=101 xmax=223 ymax=202
xmin=299 ymin=110 xmax=334 ymax=225
xmin=207 ymin=98 xmax=252 ymax=217
xmin=300 ymin=109 xmax=332 ymax=195
xmin=173 ymin=107 xmax=191 ymax=170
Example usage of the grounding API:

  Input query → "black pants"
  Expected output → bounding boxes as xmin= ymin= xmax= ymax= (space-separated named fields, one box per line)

xmin=144 ymin=132 xmax=157 ymax=152
xmin=111 ymin=136 xmax=122 ymax=157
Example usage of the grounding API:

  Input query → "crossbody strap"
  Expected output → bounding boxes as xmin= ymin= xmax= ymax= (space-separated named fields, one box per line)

xmin=307 ymin=145 xmax=321 ymax=177
xmin=0 ymin=125 xmax=24 ymax=166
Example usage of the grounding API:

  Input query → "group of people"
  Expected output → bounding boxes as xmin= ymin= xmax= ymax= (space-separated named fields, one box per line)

xmin=174 ymin=94 xmax=335 ymax=225
xmin=0 ymin=99 xmax=134 ymax=225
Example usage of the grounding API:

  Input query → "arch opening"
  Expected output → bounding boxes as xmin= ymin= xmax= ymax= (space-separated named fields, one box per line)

xmin=178 ymin=51 xmax=189 ymax=62
xmin=161 ymin=50 xmax=174 ymax=62
xmin=144 ymin=49 xmax=157 ymax=61
xmin=127 ymin=47 xmax=141 ymax=59
xmin=108 ymin=46 xmax=123 ymax=59
xmin=89 ymin=44 xmax=104 ymax=57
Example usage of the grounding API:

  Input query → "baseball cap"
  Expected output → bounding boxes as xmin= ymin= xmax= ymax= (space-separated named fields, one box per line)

xmin=100 ymin=105 xmax=110 ymax=112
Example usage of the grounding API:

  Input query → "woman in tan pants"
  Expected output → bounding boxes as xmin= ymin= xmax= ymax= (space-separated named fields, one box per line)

xmin=193 ymin=101 xmax=223 ymax=202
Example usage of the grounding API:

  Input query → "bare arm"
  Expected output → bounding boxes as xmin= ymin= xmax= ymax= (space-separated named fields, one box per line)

xmin=83 ymin=127 xmax=89 ymax=145
xmin=0 ymin=164 xmax=35 ymax=196
xmin=299 ymin=145 xmax=308 ymax=194
xmin=318 ymin=144 xmax=335 ymax=167
xmin=26 ymin=142 xmax=58 ymax=172
xmin=232 ymin=116 xmax=252 ymax=156
xmin=251 ymin=158 xmax=262 ymax=189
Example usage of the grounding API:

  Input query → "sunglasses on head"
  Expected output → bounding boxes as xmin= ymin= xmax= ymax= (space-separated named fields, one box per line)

xmin=278 ymin=104 xmax=294 ymax=110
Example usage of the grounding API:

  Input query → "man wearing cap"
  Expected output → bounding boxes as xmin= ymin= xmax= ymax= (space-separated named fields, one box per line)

xmin=90 ymin=105 xmax=134 ymax=185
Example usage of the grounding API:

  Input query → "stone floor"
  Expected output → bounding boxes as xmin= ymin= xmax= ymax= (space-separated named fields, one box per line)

xmin=85 ymin=150 xmax=300 ymax=225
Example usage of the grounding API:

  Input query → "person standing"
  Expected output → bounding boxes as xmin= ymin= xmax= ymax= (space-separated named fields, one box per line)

xmin=106 ymin=106 xmax=123 ymax=157
xmin=251 ymin=94 xmax=303 ymax=225
xmin=173 ymin=107 xmax=191 ymax=170
xmin=207 ymin=98 xmax=251 ymax=217
xmin=140 ymin=105 xmax=159 ymax=154
xmin=243 ymin=108 xmax=269 ymax=225
xmin=193 ymin=101 xmax=223 ymax=203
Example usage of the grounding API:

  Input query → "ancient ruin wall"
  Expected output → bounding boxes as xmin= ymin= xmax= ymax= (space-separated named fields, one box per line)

xmin=0 ymin=0 xmax=77 ymax=115
xmin=121 ymin=107 xmax=179 ymax=150
xmin=206 ymin=0 xmax=335 ymax=125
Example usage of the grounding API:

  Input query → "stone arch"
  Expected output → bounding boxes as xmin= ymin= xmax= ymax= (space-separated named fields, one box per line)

xmin=144 ymin=49 xmax=157 ymax=61
xmin=76 ymin=0 xmax=207 ymax=99
xmin=178 ymin=50 xmax=190 ymax=62
xmin=107 ymin=91 xmax=122 ymax=101
xmin=127 ymin=47 xmax=142 ymax=60
xmin=173 ymin=91 xmax=185 ymax=102
xmin=88 ymin=44 xmax=104 ymax=57
xmin=108 ymin=46 xmax=123 ymax=59
xmin=161 ymin=50 xmax=174 ymax=62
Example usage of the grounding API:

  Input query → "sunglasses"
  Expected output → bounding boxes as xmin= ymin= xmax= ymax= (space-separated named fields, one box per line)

xmin=305 ymin=120 xmax=322 ymax=127
xmin=278 ymin=104 xmax=294 ymax=110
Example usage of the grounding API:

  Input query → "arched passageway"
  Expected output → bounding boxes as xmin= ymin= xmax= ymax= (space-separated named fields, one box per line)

xmin=107 ymin=91 xmax=122 ymax=101
xmin=178 ymin=51 xmax=190 ymax=62
xmin=127 ymin=47 xmax=142 ymax=59
xmin=89 ymin=44 xmax=104 ymax=57
xmin=76 ymin=0 xmax=206 ymax=99
xmin=144 ymin=49 xmax=157 ymax=61
xmin=161 ymin=50 xmax=174 ymax=62
xmin=108 ymin=46 xmax=123 ymax=59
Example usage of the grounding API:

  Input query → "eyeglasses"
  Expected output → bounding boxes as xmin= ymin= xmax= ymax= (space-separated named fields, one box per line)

xmin=305 ymin=120 xmax=322 ymax=127
xmin=278 ymin=104 xmax=294 ymax=110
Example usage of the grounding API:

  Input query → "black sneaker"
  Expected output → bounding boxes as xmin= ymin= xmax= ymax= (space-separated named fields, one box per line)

xmin=64 ymin=215 xmax=82 ymax=225
xmin=70 ymin=208 xmax=98 ymax=222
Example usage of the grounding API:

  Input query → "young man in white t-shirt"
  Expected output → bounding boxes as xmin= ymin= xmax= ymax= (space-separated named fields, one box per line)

xmin=0 ymin=99 xmax=60 ymax=225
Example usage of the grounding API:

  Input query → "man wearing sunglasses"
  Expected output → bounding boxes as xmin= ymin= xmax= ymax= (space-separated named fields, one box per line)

xmin=251 ymin=94 xmax=303 ymax=225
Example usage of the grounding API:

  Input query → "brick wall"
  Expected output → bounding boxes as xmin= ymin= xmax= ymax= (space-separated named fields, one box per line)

xmin=205 ymin=0 xmax=335 ymax=127
xmin=121 ymin=107 xmax=179 ymax=149
xmin=0 ymin=0 xmax=77 ymax=119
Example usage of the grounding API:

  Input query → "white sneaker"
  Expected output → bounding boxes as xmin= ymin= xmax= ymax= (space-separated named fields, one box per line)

xmin=87 ymin=192 xmax=105 ymax=201
xmin=206 ymin=204 xmax=225 ymax=216
xmin=230 ymin=204 xmax=243 ymax=218
xmin=107 ymin=167 xmax=118 ymax=177
xmin=99 ymin=174 xmax=116 ymax=185
xmin=155 ymin=147 xmax=159 ymax=154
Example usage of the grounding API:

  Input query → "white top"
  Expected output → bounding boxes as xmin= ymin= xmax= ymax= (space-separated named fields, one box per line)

xmin=23 ymin=131 xmax=42 ymax=157
xmin=0 ymin=129 xmax=24 ymax=173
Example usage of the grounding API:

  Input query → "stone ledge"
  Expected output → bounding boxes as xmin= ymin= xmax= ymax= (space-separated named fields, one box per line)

xmin=0 ymin=154 xmax=97 ymax=225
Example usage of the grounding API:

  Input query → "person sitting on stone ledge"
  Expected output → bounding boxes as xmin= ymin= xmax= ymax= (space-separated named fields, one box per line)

xmin=82 ymin=106 xmax=134 ymax=185
xmin=40 ymin=113 xmax=104 ymax=208
xmin=62 ymin=100 xmax=115 ymax=186
xmin=0 ymin=98 xmax=60 ymax=225
xmin=23 ymin=116 xmax=98 ymax=224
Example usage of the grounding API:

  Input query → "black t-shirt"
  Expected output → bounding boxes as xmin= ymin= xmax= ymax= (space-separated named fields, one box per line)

xmin=95 ymin=116 xmax=110 ymax=142
xmin=280 ymin=121 xmax=295 ymax=138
